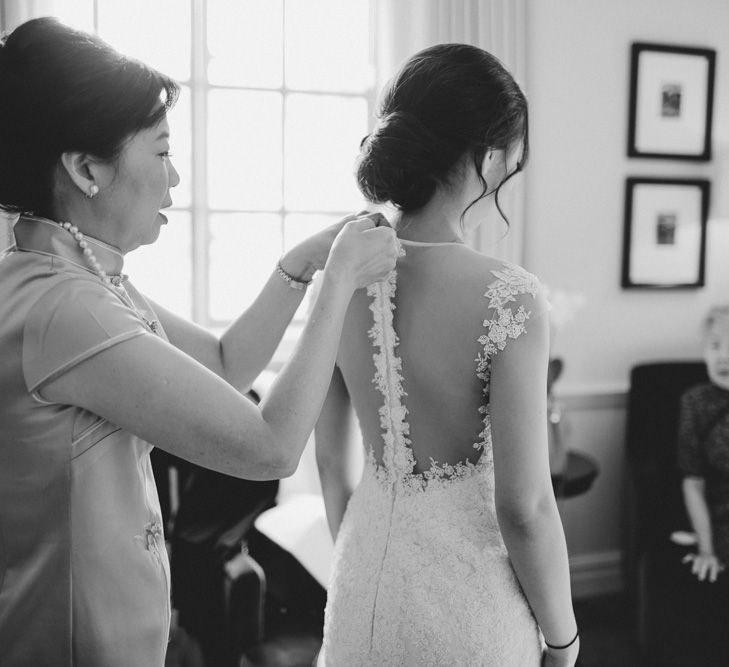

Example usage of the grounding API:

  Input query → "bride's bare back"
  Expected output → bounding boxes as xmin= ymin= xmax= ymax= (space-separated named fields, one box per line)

xmin=337 ymin=240 xmax=544 ymax=479
xmin=319 ymin=239 xmax=549 ymax=664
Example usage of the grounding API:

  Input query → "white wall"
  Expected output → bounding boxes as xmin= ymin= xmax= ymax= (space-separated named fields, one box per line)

xmin=524 ymin=0 xmax=729 ymax=593
xmin=525 ymin=0 xmax=729 ymax=391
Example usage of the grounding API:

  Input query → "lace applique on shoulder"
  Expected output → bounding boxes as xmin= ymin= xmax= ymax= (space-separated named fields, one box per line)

xmin=474 ymin=263 xmax=541 ymax=452
xmin=477 ymin=264 xmax=539 ymax=357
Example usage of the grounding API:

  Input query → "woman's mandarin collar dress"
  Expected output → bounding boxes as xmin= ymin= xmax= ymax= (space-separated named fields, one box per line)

xmin=0 ymin=217 xmax=170 ymax=667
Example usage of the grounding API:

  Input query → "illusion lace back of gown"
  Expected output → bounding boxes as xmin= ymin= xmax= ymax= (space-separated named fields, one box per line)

xmin=321 ymin=258 xmax=545 ymax=667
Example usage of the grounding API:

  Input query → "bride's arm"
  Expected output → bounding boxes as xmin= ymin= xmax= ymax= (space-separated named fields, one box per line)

xmin=315 ymin=365 xmax=357 ymax=540
xmin=489 ymin=308 xmax=578 ymax=661
xmin=151 ymin=215 xmax=366 ymax=392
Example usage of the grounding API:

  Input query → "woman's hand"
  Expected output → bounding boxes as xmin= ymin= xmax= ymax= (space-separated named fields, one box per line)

xmin=683 ymin=551 xmax=725 ymax=582
xmin=323 ymin=215 xmax=399 ymax=290
xmin=280 ymin=210 xmax=389 ymax=282
xmin=542 ymin=637 xmax=579 ymax=667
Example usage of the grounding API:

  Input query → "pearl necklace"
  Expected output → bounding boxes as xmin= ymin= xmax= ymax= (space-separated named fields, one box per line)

xmin=56 ymin=220 xmax=161 ymax=335
xmin=57 ymin=221 xmax=126 ymax=287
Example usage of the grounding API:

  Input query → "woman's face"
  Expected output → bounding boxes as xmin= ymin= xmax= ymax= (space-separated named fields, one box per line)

xmin=704 ymin=318 xmax=729 ymax=391
xmin=109 ymin=116 xmax=180 ymax=252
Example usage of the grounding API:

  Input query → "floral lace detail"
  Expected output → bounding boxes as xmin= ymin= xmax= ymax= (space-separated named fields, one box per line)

xmin=321 ymin=261 xmax=544 ymax=665
xmin=473 ymin=263 xmax=540 ymax=453
xmin=367 ymin=270 xmax=416 ymax=477
xmin=367 ymin=269 xmax=489 ymax=493
xmin=134 ymin=520 xmax=165 ymax=562
xmin=364 ymin=444 xmax=491 ymax=495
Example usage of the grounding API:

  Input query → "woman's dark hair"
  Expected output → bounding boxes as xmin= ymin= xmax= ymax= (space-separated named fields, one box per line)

xmin=0 ymin=17 xmax=179 ymax=218
xmin=357 ymin=43 xmax=528 ymax=222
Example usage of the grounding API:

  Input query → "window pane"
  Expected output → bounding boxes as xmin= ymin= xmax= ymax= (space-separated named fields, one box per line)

xmin=285 ymin=0 xmax=373 ymax=93
xmin=208 ymin=90 xmax=283 ymax=211
xmin=168 ymin=86 xmax=192 ymax=209
xmin=208 ymin=0 xmax=283 ymax=88
xmin=124 ymin=210 xmax=192 ymax=319
xmin=283 ymin=213 xmax=341 ymax=251
xmin=285 ymin=94 xmax=368 ymax=212
xmin=97 ymin=0 xmax=191 ymax=81
xmin=209 ymin=213 xmax=283 ymax=322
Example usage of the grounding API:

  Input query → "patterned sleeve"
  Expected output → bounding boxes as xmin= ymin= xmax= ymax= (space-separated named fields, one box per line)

xmin=676 ymin=389 xmax=706 ymax=478
xmin=22 ymin=278 xmax=149 ymax=398
xmin=476 ymin=263 xmax=550 ymax=363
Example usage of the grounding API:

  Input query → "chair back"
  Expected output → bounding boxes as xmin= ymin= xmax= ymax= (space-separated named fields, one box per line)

xmin=625 ymin=361 xmax=708 ymax=551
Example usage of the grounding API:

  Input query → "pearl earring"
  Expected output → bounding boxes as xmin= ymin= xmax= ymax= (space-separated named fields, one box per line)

xmin=87 ymin=184 xmax=99 ymax=199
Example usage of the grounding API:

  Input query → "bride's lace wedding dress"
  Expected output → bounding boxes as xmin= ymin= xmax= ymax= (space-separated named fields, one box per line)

xmin=320 ymin=240 xmax=547 ymax=666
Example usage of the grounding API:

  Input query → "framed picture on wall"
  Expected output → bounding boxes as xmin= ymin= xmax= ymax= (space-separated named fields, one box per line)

xmin=622 ymin=178 xmax=709 ymax=289
xmin=627 ymin=42 xmax=716 ymax=161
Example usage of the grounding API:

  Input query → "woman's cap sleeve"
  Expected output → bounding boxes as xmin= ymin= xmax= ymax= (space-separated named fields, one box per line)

xmin=23 ymin=278 xmax=149 ymax=395
xmin=477 ymin=264 xmax=550 ymax=358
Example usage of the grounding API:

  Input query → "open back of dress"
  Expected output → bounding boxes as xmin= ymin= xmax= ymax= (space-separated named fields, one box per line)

xmin=321 ymin=241 xmax=547 ymax=666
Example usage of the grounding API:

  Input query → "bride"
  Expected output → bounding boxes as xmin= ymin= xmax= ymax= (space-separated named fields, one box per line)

xmin=315 ymin=44 xmax=578 ymax=666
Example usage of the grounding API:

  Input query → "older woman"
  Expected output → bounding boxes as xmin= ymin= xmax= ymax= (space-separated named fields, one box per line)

xmin=0 ymin=17 xmax=398 ymax=667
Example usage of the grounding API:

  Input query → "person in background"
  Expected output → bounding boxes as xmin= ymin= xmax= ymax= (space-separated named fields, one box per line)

xmin=315 ymin=44 xmax=577 ymax=666
xmin=678 ymin=304 xmax=729 ymax=583
xmin=0 ymin=17 xmax=398 ymax=667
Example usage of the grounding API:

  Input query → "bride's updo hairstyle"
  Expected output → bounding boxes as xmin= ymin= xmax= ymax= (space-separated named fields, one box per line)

xmin=357 ymin=43 xmax=528 ymax=220
xmin=0 ymin=17 xmax=178 ymax=219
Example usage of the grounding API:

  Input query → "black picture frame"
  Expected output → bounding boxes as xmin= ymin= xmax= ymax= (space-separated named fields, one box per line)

xmin=627 ymin=42 xmax=716 ymax=161
xmin=622 ymin=178 xmax=709 ymax=289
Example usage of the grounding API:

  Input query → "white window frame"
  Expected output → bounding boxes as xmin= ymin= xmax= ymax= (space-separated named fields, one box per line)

xmin=189 ymin=0 xmax=377 ymax=328
xmin=33 ymin=0 xmax=377 ymax=328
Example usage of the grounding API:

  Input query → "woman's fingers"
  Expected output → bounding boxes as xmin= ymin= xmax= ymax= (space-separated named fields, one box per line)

xmin=326 ymin=220 xmax=398 ymax=289
xmin=286 ymin=210 xmax=389 ymax=274
xmin=345 ymin=216 xmax=377 ymax=232
xmin=353 ymin=210 xmax=390 ymax=228
xmin=684 ymin=553 xmax=722 ymax=582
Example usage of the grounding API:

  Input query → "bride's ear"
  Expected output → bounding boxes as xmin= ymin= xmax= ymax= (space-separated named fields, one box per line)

xmin=480 ymin=148 xmax=496 ymax=177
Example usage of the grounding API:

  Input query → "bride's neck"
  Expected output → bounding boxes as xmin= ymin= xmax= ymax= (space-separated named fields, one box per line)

xmin=394 ymin=191 xmax=467 ymax=244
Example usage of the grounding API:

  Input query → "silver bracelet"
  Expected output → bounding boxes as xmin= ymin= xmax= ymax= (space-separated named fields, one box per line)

xmin=276 ymin=260 xmax=312 ymax=291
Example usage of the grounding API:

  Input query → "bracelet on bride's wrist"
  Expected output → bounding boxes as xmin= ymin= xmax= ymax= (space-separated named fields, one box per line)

xmin=545 ymin=629 xmax=579 ymax=650
xmin=276 ymin=260 xmax=313 ymax=290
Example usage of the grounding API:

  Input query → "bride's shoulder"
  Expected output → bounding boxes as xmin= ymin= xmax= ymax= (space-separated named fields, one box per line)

xmin=441 ymin=248 xmax=550 ymax=338
xmin=450 ymin=253 xmax=551 ymax=356
xmin=444 ymin=245 xmax=543 ymax=296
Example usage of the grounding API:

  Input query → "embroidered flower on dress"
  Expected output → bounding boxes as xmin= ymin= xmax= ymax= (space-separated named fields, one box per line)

xmin=135 ymin=520 xmax=164 ymax=560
